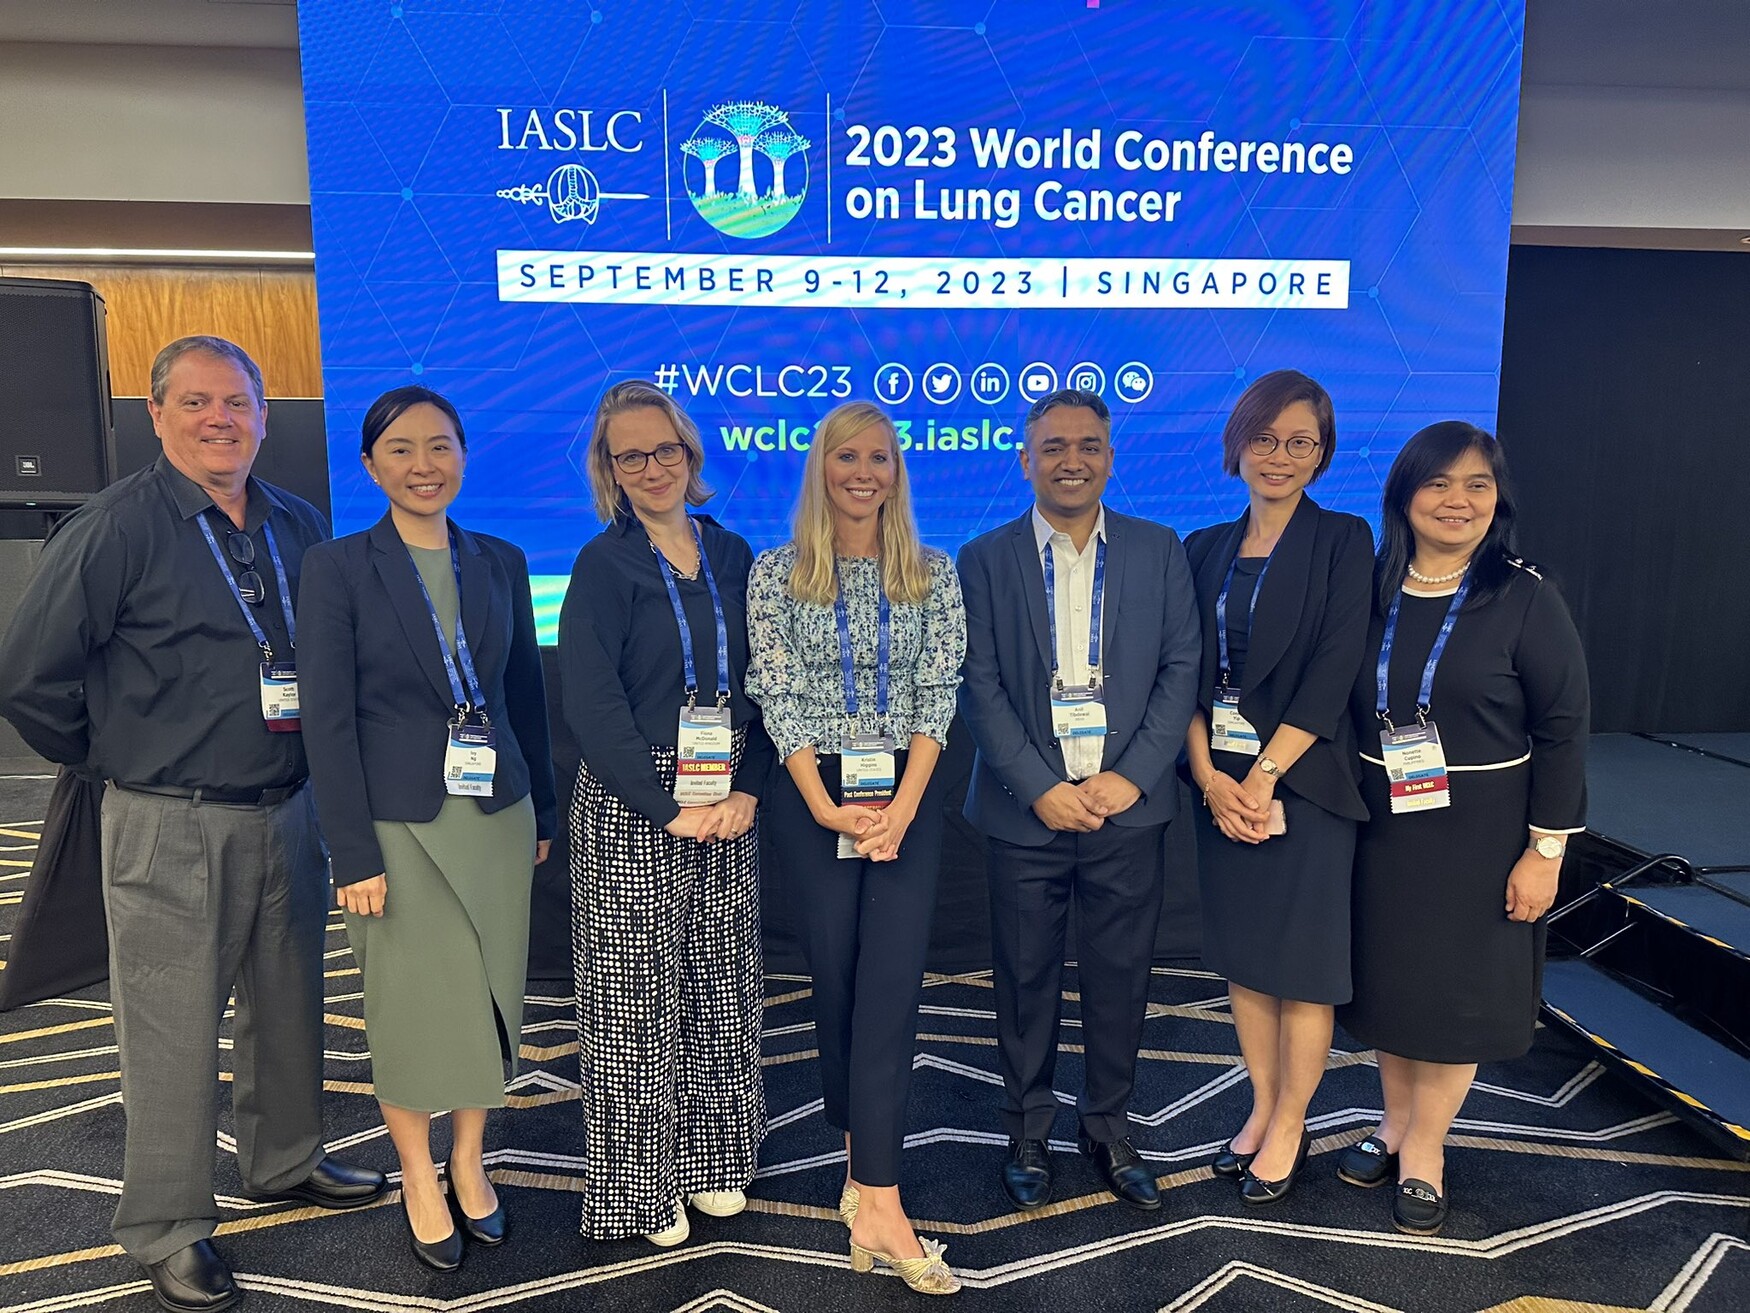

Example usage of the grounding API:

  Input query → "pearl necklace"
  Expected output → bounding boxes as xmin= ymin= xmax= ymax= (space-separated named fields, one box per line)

xmin=1407 ymin=559 xmax=1470 ymax=584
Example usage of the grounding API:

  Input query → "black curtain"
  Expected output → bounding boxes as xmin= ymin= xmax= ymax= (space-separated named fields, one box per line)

xmin=1496 ymin=245 xmax=1750 ymax=734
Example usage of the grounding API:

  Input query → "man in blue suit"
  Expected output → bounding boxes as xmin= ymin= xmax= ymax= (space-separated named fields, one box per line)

xmin=957 ymin=389 xmax=1201 ymax=1211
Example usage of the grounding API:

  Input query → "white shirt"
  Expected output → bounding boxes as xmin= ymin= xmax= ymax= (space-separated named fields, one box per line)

xmin=1032 ymin=506 xmax=1108 ymax=781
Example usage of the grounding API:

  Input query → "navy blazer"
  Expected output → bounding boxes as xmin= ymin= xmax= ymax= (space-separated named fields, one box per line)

xmin=958 ymin=507 xmax=1202 ymax=847
xmin=1182 ymin=494 xmax=1372 ymax=822
xmin=298 ymin=515 xmax=557 ymax=885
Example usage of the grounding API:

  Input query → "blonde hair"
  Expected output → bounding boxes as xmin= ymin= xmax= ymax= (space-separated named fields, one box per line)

xmin=787 ymin=400 xmax=932 ymax=606
xmin=585 ymin=380 xmax=714 ymax=523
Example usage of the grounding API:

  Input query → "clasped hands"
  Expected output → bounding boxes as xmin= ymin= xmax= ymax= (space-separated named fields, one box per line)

xmin=664 ymin=791 xmax=758 ymax=843
xmin=1201 ymin=767 xmax=1277 ymax=844
xmin=1031 ymin=771 xmax=1142 ymax=832
xmin=814 ymin=797 xmax=916 ymax=861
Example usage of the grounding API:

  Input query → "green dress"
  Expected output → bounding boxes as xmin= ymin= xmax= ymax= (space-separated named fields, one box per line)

xmin=344 ymin=543 xmax=535 ymax=1112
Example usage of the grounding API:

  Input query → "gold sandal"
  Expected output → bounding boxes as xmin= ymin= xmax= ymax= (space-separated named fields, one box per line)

xmin=849 ymin=1235 xmax=961 ymax=1295
xmin=837 ymin=1183 xmax=859 ymax=1228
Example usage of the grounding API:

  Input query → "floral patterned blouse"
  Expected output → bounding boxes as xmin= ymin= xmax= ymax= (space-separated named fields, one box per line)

xmin=746 ymin=544 xmax=966 ymax=760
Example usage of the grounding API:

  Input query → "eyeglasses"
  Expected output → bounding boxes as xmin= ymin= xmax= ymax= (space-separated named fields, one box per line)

xmin=225 ymin=529 xmax=265 ymax=606
xmin=611 ymin=442 xmax=687 ymax=474
xmin=1247 ymin=434 xmax=1322 ymax=460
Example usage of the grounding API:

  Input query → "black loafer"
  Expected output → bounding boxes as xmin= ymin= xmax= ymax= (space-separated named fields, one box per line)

xmin=405 ymin=1205 xmax=465 ymax=1272
xmin=1078 ymin=1132 xmax=1160 ymax=1210
xmin=1239 ymin=1129 xmax=1312 ymax=1206
xmin=247 ymin=1155 xmax=387 ymax=1210
xmin=1392 ymin=1177 xmax=1448 ymax=1234
xmin=448 ymin=1184 xmax=508 ymax=1245
xmin=1210 ymin=1139 xmax=1256 ymax=1180
xmin=1336 ymin=1134 xmax=1398 ymax=1188
xmin=1002 ymin=1138 xmax=1053 ymax=1209
xmin=142 ymin=1240 xmax=238 ymax=1313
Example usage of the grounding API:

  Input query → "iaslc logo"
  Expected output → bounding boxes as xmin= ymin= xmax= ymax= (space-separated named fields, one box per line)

xmin=680 ymin=101 xmax=809 ymax=239
xmin=494 ymin=106 xmax=649 ymax=227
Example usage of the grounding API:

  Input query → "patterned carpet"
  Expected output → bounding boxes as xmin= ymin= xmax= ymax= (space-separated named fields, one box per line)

xmin=3 ymin=773 xmax=1749 ymax=1313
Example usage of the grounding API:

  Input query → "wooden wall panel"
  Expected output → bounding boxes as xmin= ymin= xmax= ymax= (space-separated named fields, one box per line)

xmin=0 ymin=264 xmax=321 ymax=398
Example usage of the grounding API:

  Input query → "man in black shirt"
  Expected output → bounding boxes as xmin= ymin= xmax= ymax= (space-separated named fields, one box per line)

xmin=0 ymin=337 xmax=384 ymax=1312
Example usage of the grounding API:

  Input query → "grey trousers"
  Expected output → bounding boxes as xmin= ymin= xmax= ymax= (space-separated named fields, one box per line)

xmin=101 ymin=783 xmax=328 ymax=1263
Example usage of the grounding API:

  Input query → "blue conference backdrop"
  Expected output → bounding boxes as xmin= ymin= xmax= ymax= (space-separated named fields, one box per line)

xmin=298 ymin=0 xmax=1526 ymax=640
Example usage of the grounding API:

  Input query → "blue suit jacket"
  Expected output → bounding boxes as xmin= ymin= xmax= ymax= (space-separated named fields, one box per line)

xmin=297 ymin=515 xmax=557 ymax=885
xmin=957 ymin=507 xmax=1202 ymax=846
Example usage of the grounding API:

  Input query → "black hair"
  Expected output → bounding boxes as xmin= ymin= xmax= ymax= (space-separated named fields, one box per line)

xmin=1219 ymin=369 xmax=1335 ymax=479
xmin=1023 ymin=387 xmax=1110 ymax=440
xmin=359 ymin=385 xmax=466 ymax=456
xmin=1376 ymin=421 xmax=1520 ymax=613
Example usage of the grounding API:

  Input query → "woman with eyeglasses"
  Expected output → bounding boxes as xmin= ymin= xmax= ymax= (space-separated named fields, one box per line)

xmin=557 ymin=380 xmax=771 ymax=1246
xmin=298 ymin=386 xmax=556 ymax=1271
xmin=1181 ymin=370 xmax=1374 ymax=1205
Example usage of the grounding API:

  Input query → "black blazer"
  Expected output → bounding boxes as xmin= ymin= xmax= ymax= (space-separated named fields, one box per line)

xmin=298 ymin=515 xmax=557 ymax=885
xmin=1182 ymin=495 xmax=1372 ymax=822
xmin=958 ymin=507 xmax=1202 ymax=846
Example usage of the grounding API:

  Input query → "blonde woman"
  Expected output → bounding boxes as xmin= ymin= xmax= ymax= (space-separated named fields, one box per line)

xmin=557 ymin=381 xmax=771 ymax=1244
xmin=747 ymin=400 xmax=966 ymax=1294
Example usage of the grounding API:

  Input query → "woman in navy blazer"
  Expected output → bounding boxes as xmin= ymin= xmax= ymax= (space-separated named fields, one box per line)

xmin=299 ymin=387 xmax=556 ymax=1272
xmin=1181 ymin=370 xmax=1373 ymax=1204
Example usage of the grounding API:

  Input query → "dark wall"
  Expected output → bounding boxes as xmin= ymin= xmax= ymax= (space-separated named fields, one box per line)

xmin=1497 ymin=246 xmax=1750 ymax=734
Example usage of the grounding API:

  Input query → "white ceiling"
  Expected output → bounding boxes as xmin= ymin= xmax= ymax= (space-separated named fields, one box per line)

xmin=0 ymin=0 xmax=297 ymax=50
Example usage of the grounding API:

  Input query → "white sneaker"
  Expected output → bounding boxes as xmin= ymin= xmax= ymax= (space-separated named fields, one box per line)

xmin=645 ymin=1200 xmax=689 ymax=1247
xmin=688 ymin=1189 xmax=748 ymax=1217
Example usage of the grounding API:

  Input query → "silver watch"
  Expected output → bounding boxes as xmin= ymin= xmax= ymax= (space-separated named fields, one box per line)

xmin=1532 ymin=834 xmax=1566 ymax=860
xmin=1257 ymin=756 xmax=1282 ymax=778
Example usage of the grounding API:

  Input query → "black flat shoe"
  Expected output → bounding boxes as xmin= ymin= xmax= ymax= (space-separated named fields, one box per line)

xmin=1210 ymin=1139 xmax=1256 ymax=1180
xmin=1392 ymin=1178 xmax=1449 ymax=1235
xmin=1078 ymin=1131 xmax=1160 ymax=1210
xmin=448 ymin=1183 xmax=508 ymax=1245
xmin=247 ymin=1155 xmax=388 ymax=1210
xmin=1336 ymin=1134 xmax=1398 ymax=1188
xmin=1239 ymin=1128 xmax=1312 ymax=1205
xmin=142 ymin=1240 xmax=238 ymax=1313
xmin=1002 ymin=1138 xmax=1053 ymax=1209
xmin=405 ymin=1202 xmax=464 ymax=1271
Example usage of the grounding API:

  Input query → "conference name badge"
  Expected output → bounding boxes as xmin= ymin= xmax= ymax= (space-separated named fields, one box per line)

xmin=445 ymin=713 xmax=497 ymax=797
xmin=1210 ymin=689 xmax=1261 ymax=756
xmin=1051 ymin=682 xmax=1107 ymax=745
xmin=1380 ymin=722 xmax=1450 ymax=813
xmin=838 ymin=732 xmax=896 ymax=859
xmin=675 ymin=705 xmax=733 ymax=806
xmin=259 ymin=661 xmax=301 ymax=733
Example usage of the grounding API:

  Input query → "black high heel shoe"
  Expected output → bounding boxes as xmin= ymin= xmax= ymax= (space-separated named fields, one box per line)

xmin=448 ymin=1183 xmax=508 ymax=1246
xmin=1239 ymin=1128 xmax=1312 ymax=1205
xmin=1210 ymin=1139 xmax=1257 ymax=1180
xmin=404 ymin=1195 xmax=464 ymax=1271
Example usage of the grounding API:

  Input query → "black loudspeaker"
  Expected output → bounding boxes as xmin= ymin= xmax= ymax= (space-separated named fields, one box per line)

xmin=0 ymin=277 xmax=115 ymax=509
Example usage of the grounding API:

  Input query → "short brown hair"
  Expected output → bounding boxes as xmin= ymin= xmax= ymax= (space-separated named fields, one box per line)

xmin=1219 ymin=369 xmax=1336 ymax=480
xmin=585 ymin=381 xmax=713 ymax=523
xmin=150 ymin=336 xmax=265 ymax=406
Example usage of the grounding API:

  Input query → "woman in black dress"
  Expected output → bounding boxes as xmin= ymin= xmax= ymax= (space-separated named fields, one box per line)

xmin=1183 ymin=370 xmax=1373 ymax=1203
xmin=1338 ymin=422 xmax=1587 ymax=1235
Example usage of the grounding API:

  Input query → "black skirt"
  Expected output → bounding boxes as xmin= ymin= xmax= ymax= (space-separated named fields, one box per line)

xmin=1340 ymin=759 xmax=1545 ymax=1064
xmin=1194 ymin=780 xmax=1356 ymax=1005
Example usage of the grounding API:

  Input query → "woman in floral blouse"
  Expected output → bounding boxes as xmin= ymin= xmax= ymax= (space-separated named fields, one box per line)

xmin=746 ymin=399 xmax=966 ymax=1295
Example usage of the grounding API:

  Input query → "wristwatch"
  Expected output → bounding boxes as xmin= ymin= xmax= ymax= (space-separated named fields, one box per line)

xmin=1532 ymin=834 xmax=1566 ymax=860
xmin=1258 ymin=757 xmax=1282 ymax=778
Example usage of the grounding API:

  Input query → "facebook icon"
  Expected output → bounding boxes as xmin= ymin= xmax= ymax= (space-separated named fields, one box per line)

xmin=875 ymin=363 xmax=914 ymax=404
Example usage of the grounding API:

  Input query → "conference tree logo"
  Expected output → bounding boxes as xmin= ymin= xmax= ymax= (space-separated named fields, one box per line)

xmin=680 ymin=101 xmax=810 ymax=238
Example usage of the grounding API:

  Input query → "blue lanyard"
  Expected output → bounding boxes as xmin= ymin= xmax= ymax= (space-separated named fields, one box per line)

xmin=196 ymin=512 xmax=297 ymax=660
xmin=1042 ymin=535 xmax=1106 ymax=686
xmin=1215 ymin=552 xmax=1273 ymax=688
xmin=1376 ymin=574 xmax=1472 ymax=729
xmin=409 ymin=532 xmax=488 ymax=717
xmin=833 ymin=568 xmax=890 ymax=717
xmin=654 ymin=519 xmax=730 ymax=707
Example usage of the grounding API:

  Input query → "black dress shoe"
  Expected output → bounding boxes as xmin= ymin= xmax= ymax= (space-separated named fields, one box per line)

xmin=405 ymin=1205 xmax=465 ymax=1272
xmin=247 ymin=1155 xmax=388 ymax=1210
xmin=448 ymin=1184 xmax=508 ymax=1245
xmin=1239 ymin=1128 xmax=1312 ymax=1205
xmin=142 ymin=1239 xmax=238 ymax=1313
xmin=1392 ymin=1178 xmax=1449 ymax=1235
xmin=1002 ymin=1138 xmax=1053 ymax=1209
xmin=1077 ymin=1132 xmax=1161 ymax=1210
xmin=1210 ymin=1139 xmax=1257 ymax=1180
xmin=1336 ymin=1134 xmax=1398 ymax=1188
